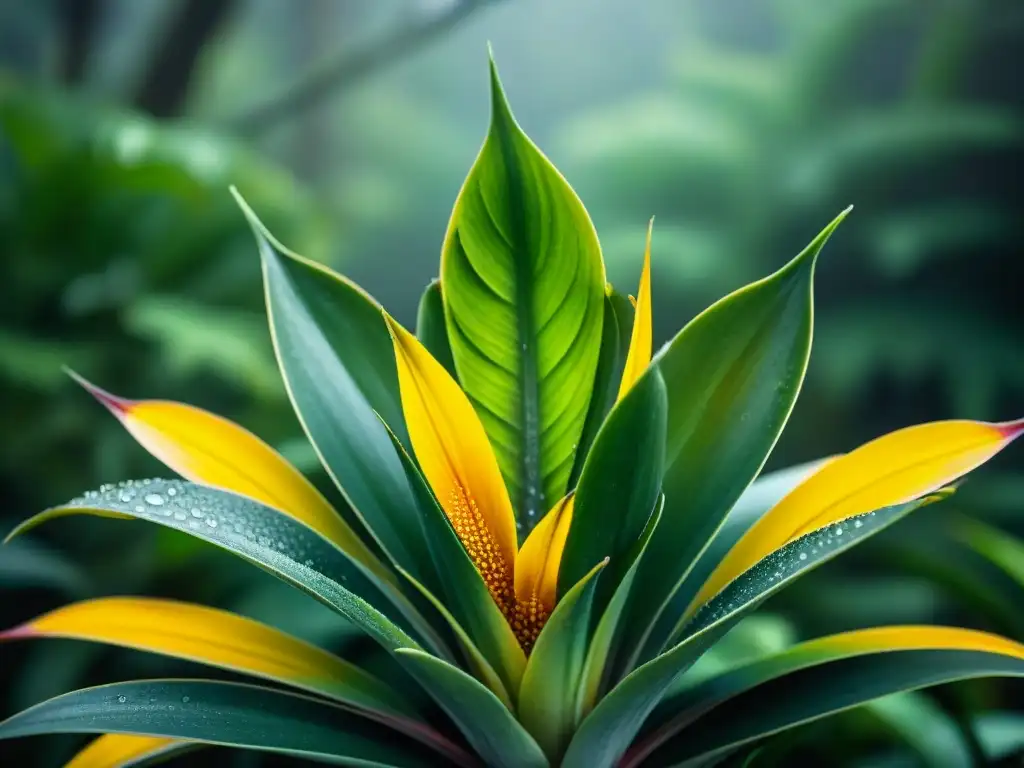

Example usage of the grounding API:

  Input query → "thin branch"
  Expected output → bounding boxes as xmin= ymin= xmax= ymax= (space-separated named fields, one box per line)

xmin=228 ymin=0 xmax=499 ymax=136
xmin=133 ymin=0 xmax=239 ymax=118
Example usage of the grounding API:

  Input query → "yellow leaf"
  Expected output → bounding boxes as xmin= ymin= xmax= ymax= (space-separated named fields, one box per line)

xmin=515 ymin=494 xmax=574 ymax=615
xmin=691 ymin=418 xmax=1024 ymax=613
xmin=68 ymin=371 xmax=382 ymax=576
xmin=1 ymin=597 xmax=408 ymax=716
xmin=798 ymin=624 xmax=1024 ymax=661
xmin=66 ymin=734 xmax=184 ymax=768
xmin=616 ymin=219 xmax=653 ymax=401
xmin=383 ymin=312 xmax=518 ymax=612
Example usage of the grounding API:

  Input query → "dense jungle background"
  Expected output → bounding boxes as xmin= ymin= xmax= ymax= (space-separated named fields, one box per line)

xmin=1 ymin=0 xmax=1023 ymax=765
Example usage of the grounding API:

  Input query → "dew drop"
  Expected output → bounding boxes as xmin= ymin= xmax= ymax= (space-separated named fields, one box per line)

xmin=144 ymin=493 xmax=165 ymax=506
xmin=799 ymin=552 xmax=808 ymax=561
xmin=834 ymin=526 xmax=844 ymax=536
xmin=190 ymin=507 xmax=203 ymax=518
xmin=166 ymin=487 xmax=177 ymax=497
xmin=134 ymin=505 xmax=145 ymax=513
xmin=853 ymin=519 xmax=864 ymax=529
xmin=205 ymin=518 xmax=218 ymax=528
xmin=117 ymin=695 xmax=127 ymax=703
xmin=181 ymin=696 xmax=190 ymax=704
xmin=174 ymin=510 xmax=188 ymax=521
xmin=119 ymin=491 xmax=134 ymax=503
xmin=188 ymin=519 xmax=201 ymax=530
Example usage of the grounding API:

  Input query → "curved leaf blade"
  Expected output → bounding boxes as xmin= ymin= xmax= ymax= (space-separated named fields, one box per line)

xmin=619 ymin=210 xmax=849 ymax=668
xmin=441 ymin=58 xmax=605 ymax=525
xmin=234 ymin=190 xmax=438 ymax=596
xmin=519 ymin=560 xmax=606 ymax=761
xmin=0 ymin=679 xmax=467 ymax=767
xmin=395 ymin=648 xmax=549 ymax=768
xmin=559 ymin=368 xmax=667 ymax=605
xmin=629 ymin=628 xmax=1024 ymax=767
xmin=6 ymin=480 xmax=426 ymax=656
xmin=0 ymin=597 xmax=410 ymax=717
xmin=561 ymin=492 xmax=945 ymax=768
xmin=66 ymin=734 xmax=189 ymax=768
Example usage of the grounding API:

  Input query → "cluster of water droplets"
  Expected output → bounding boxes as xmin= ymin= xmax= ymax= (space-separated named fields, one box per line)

xmin=69 ymin=479 xmax=341 ymax=579
xmin=688 ymin=508 xmax=888 ymax=636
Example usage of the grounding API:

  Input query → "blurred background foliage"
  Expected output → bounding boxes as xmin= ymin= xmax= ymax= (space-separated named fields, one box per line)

xmin=1 ymin=0 xmax=1022 ymax=765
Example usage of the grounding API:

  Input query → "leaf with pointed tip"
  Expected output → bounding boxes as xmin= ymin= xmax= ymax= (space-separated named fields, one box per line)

xmin=395 ymin=649 xmax=549 ymax=768
xmin=0 ymin=679 xmax=469 ymax=767
xmin=559 ymin=367 xmax=667 ymax=608
xmin=627 ymin=628 xmax=1024 ymax=767
xmin=441 ymin=59 xmax=605 ymax=526
xmin=561 ymin=492 xmax=945 ymax=768
xmin=234 ymin=190 xmax=438 ymax=596
xmin=416 ymin=280 xmax=457 ymax=378
xmin=619 ymin=211 xmax=849 ymax=669
xmin=569 ymin=290 xmax=633 ymax=487
xmin=6 ymin=480 xmax=440 ymax=657
xmin=519 ymin=560 xmax=606 ymax=761
xmin=66 ymin=734 xmax=191 ymax=768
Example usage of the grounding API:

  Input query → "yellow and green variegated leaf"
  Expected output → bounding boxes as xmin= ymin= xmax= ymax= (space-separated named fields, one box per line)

xmin=619 ymin=210 xmax=849 ymax=671
xmin=441 ymin=57 xmax=605 ymax=527
xmin=5 ymin=480 xmax=437 ymax=657
xmin=66 ymin=734 xmax=190 ymax=768
xmin=628 ymin=627 xmax=1024 ymax=767
xmin=561 ymin=492 xmax=946 ymax=768
xmin=0 ymin=597 xmax=411 ymax=718
xmin=690 ymin=418 xmax=1024 ymax=617
xmin=0 ymin=680 xmax=473 ymax=767
xmin=519 ymin=560 xmax=606 ymax=761
xmin=416 ymin=280 xmax=457 ymax=378
xmin=380 ymin=421 xmax=525 ymax=700
xmin=68 ymin=372 xmax=388 ymax=583
xmin=394 ymin=648 xmax=549 ymax=768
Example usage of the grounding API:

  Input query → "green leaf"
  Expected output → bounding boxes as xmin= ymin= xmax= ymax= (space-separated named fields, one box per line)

xmin=519 ymin=560 xmax=607 ymax=761
xmin=395 ymin=648 xmax=549 ymax=768
xmin=577 ymin=497 xmax=663 ymax=718
xmin=629 ymin=646 xmax=1024 ymax=767
xmin=561 ymin=493 xmax=944 ymax=768
xmin=416 ymin=280 xmax=457 ymax=378
xmin=559 ymin=368 xmax=667 ymax=605
xmin=233 ymin=191 xmax=439 ymax=597
xmin=956 ymin=517 xmax=1024 ymax=588
xmin=618 ymin=210 xmax=849 ymax=670
xmin=6 ymin=480 xmax=431 ymax=657
xmin=0 ymin=679 xmax=469 ymax=767
xmin=569 ymin=290 xmax=634 ymax=487
xmin=0 ymin=538 xmax=90 ymax=597
xmin=440 ymin=57 xmax=606 ymax=526
xmin=380 ymin=420 xmax=526 ymax=698
xmin=859 ymin=692 xmax=974 ymax=768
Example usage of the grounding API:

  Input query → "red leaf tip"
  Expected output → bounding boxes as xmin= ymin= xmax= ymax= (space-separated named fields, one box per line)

xmin=0 ymin=625 xmax=36 ymax=642
xmin=64 ymin=368 xmax=131 ymax=415
xmin=996 ymin=417 xmax=1024 ymax=440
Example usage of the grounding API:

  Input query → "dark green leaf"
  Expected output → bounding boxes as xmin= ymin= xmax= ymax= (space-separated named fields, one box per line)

xmin=0 ymin=538 xmax=91 ymax=597
xmin=519 ymin=560 xmax=606 ymax=761
xmin=416 ymin=280 xmax=457 ymax=378
xmin=6 ymin=480 xmax=437 ymax=657
xmin=440 ymin=58 xmax=605 ymax=526
xmin=569 ymin=290 xmax=634 ymax=487
xmin=633 ymin=649 xmax=1024 ymax=767
xmin=619 ymin=210 xmax=848 ymax=669
xmin=559 ymin=368 xmax=667 ymax=605
xmin=234 ymin=191 xmax=439 ymax=598
xmin=395 ymin=649 xmax=549 ymax=768
xmin=561 ymin=493 xmax=943 ymax=768
xmin=0 ymin=679 xmax=469 ymax=767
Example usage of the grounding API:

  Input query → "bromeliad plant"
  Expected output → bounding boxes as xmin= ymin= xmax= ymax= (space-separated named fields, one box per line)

xmin=2 ymin=59 xmax=1024 ymax=768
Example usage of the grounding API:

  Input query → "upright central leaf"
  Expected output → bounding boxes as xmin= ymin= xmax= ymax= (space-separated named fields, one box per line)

xmin=441 ymin=59 xmax=605 ymax=530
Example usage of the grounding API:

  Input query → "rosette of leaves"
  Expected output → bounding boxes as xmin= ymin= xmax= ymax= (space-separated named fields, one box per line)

xmin=1 ymin=58 xmax=1023 ymax=768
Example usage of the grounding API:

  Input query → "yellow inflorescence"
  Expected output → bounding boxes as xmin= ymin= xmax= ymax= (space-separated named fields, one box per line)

xmin=447 ymin=487 xmax=549 ymax=651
